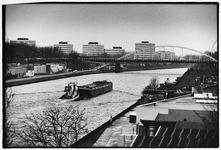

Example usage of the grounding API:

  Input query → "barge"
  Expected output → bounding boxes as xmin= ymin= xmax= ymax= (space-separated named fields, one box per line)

xmin=60 ymin=80 xmax=113 ymax=101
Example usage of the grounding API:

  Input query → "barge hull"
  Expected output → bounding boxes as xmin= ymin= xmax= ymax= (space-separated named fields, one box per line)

xmin=78 ymin=86 xmax=113 ymax=98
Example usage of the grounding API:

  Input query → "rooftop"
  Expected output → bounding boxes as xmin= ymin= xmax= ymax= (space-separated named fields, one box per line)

xmin=92 ymin=95 xmax=218 ymax=147
xmin=132 ymin=127 xmax=218 ymax=148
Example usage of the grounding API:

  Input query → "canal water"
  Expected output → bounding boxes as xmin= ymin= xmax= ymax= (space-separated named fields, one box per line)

xmin=9 ymin=68 xmax=187 ymax=146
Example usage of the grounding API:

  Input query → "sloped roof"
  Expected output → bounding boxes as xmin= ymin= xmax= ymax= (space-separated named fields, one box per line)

xmin=132 ymin=127 xmax=218 ymax=148
xmin=175 ymin=121 xmax=205 ymax=129
xmin=9 ymin=65 xmax=27 ymax=69
xmin=155 ymin=109 xmax=204 ymax=123
xmin=193 ymin=84 xmax=217 ymax=94
xmin=140 ymin=120 xmax=177 ymax=128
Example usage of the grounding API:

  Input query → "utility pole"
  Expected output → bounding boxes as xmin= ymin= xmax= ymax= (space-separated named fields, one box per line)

xmin=165 ymin=78 xmax=170 ymax=99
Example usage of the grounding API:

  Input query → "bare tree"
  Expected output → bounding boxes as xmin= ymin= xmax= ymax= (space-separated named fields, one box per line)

xmin=194 ymin=103 xmax=218 ymax=130
xmin=149 ymin=76 xmax=160 ymax=90
xmin=4 ymin=87 xmax=15 ymax=147
xmin=202 ymin=104 xmax=218 ymax=130
xmin=142 ymin=76 xmax=160 ymax=95
xmin=3 ymin=44 xmax=15 ymax=147
xmin=19 ymin=105 xmax=88 ymax=147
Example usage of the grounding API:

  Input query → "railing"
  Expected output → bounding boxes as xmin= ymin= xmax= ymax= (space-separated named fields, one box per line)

xmin=27 ymin=58 xmax=217 ymax=64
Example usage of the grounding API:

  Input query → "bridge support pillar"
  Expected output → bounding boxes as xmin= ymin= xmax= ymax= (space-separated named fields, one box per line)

xmin=115 ymin=62 xmax=121 ymax=73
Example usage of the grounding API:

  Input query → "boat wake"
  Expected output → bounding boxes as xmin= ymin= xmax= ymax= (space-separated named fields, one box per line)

xmin=54 ymin=98 xmax=79 ymax=105
xmin=15 ymin=90 xmax=63 ymax=96
xmin=55 ymin=99 xmax=69 ymax=105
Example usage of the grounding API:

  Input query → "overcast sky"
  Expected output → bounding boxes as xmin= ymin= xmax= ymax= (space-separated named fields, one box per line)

xmin=5 ymin=3 xmax=217 ymax=53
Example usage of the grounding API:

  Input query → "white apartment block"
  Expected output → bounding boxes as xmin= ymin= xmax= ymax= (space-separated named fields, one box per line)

xmin=104 ymin=47 xmax=125 ymax=56
xmin=54 ymin=42 xmax=74 ymax=55
xmin=154 ymin=51 xmax=175 ymax=60
xmin=83 ymin=42 xmax=104 ymax=56
xmin=134 ymin=41 xmax=155 ymax=59
xmin=159 ymin=51 xmax=175 ymax=60
xmin=10 ymin=38 xmax=36 ymax=46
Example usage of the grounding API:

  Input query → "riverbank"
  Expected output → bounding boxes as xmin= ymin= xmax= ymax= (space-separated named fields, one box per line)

xmin=5 ymin=70 xmax=106 ymax=87
xmin=70 ymin=94 xmax=192 ymax=147
xmin=8 ymin=68 xmax=188 ymax=147
xmin=122 ymin=65 xmax=189 ymax=72
xmin=5 ymin=66 xmax=189 ymax=87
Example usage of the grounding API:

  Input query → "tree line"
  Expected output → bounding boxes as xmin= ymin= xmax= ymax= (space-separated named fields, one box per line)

xmin=4 ymin=42 xmax=79 ymax=64
xmin=3 ymin=42 xmax=89 ymax=147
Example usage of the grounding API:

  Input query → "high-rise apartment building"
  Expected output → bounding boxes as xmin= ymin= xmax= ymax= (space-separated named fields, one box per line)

xmin=134 ymin=41 xmax=155 ymax=59
xmin=158 ymin=51 xmax=175 ymax=60
xmin=10 ymin=38 xmax=36 ymax=46
xmin=104 ymin=47 xmax=125 ymax=56
xmin=154 ymin=51 xmax=161 ymax=59
xmin=54 ymin=42 xmax=74 ymax=55
xmin=83 ymin=42 xmax=104 ymax=56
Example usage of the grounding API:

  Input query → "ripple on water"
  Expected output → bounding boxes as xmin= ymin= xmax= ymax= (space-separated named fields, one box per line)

xmin=9 ymin=68 xmax=187 ymax=146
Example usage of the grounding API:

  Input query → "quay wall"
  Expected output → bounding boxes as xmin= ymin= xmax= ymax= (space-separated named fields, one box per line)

xmin=70 ymin=93 xmax=192 ymax=147
xmin=5 ymin=70 xmax=108 ymax=87
xmin=122 ymin=65 xmax=189 ymax=72
xmin=5 ymin=66 xmax=188 ymax=87
xmin=70 ymin=101 xmax=139 ymax=147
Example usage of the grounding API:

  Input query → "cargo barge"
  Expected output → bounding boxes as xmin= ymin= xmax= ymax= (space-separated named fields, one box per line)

xmin=60 ymin=80 xmax=113 ymax=101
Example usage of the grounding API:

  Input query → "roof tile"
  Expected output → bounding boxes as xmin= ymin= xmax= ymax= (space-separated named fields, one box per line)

xmin=132 ymin=127 xmax=218 ymax=148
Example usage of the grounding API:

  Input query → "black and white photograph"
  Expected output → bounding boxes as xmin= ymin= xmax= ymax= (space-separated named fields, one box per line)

xmin=2 ymin=1 xmax=218 ymax=148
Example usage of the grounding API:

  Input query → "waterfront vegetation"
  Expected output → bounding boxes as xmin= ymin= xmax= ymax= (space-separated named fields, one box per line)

xmin=4 ymin=83 xmax=89 ymax=148
xmin=4 ymin=87 xmax=15 ymax=147
xmin=4 ymin=58 xmax=15 ymax=147
xmin=4 ymin=42 xmax=70 ymax=63
xmin=138 ymin=50 xmax=218 ymax=105
xmin=4 ymin=102 xmax=88 ymax=147
xmin=3 ymin=44 xmax=89 ymax=147
xmin=138 ymin=76 xmax=162 ymax=104
xmin=19 ymin=105 xmax=88 ymax=147
xmin=141 ymin=76 xmax=160 ymax=95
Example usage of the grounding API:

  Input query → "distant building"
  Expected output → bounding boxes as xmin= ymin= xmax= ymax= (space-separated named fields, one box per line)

xmin=10 ymin=38 xmax=36 ymax=46
xmin=130 ymin=98 xmax=218 ymax=148
xmin=154 ymin=51 xmax=161 ymax=59
xmin=192 ymin=84 xmax=218 ymax=100
xmin=123 ymin=52 xmax=135 ymax=59
xmin=83 ymin=42 xmax=104 ymax=56
xmin=8 ymin=65 xmax=27 ymax=78
xmin=135 ymin=41 xmax=155 ymax=59
xmin=104 ymin=47 xmax=125 ymax=56
xmin=158 ymin=51 xmax=175 ymax=60
xmin=54 ymin=41 xmax=74 ymax=55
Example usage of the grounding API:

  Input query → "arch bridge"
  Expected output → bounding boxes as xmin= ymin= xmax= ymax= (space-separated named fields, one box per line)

xmin=27 ymin=45 xmax=217 ymax=72
xmin=83 ymin=45 xmax=217 ymax=72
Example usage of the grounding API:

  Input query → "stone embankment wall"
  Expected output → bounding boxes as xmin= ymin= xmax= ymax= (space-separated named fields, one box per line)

xmin=70 ymin=93 xmax=192 ymax=147
xmin=5 ymin=66 xmax=188 ymax=87
xmin=70 ymin=102 xmax=138 ymax=147
xmin=5 ymin=70 xmax=105 ymax=87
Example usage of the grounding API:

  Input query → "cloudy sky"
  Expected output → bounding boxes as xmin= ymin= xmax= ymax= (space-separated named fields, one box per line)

xmin=5 ymin=3 xmax=217 ymax=53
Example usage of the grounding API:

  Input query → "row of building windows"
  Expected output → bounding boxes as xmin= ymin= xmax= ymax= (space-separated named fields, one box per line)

xmin=135 ymin=43 xmax=155 ymax=57
xmin=82 ymin=43 xmax=125 ymax=56
xmin=10 ymin=39 xmax=175 ymax=59
xmin=54 ymin=43 xmax=74 ymax=55
xmin=10 ymin=38 xmax=36 ymax=46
